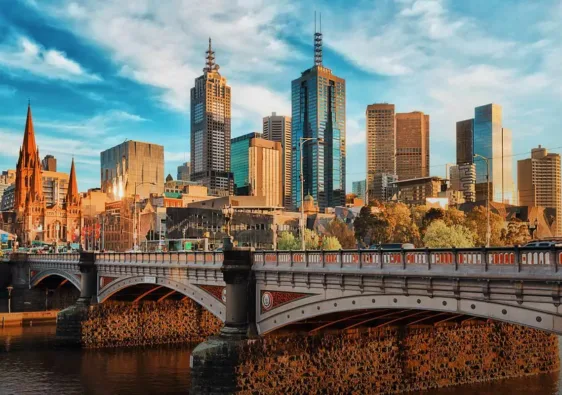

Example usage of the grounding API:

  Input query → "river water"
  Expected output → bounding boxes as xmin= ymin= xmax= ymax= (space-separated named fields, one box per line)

xmin=0 ymin=325 xmax=560 ymax=395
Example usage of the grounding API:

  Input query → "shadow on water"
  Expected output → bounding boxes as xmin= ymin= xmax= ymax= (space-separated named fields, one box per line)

xmin=1 ymin=325 xmax=561 ymax=395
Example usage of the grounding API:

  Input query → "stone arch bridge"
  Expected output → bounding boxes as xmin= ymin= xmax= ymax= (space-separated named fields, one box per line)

xmin=5 ymin=246 xmax=562 ymax=335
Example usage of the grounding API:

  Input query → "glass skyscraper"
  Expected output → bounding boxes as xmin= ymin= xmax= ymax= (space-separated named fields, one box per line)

xmin=291 ymin=24 xmax=346 ymax=211
xmin=473 ymin=103 xmax=514 ymax=204
xmin=231 ymin=132 xmax=262 ymax=195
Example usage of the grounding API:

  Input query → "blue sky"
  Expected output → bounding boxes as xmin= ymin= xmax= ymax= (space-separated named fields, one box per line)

xmin=0 ymin=0 xmax=561 ymax=193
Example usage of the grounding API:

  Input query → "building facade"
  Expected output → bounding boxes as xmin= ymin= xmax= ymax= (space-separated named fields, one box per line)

xmin=177 ymin=162 xmax=191 ymax=181
xmin=249 ymin=138 xmax=283 ymax=207
xmin=263 ymin=112 xmax=292 ymax=208
xmin=395 ymin=111 xmax=429 ymax=180
xmin=473 ymin=103 xmax=514 ymax=204
xmin=190 ymin=38 xmax=233 ymax=196
xmin=2 ymin=105 xmax=82 ymax=245
xmin=352 ymin=180 xmax=366 ymax=201
xmin=231 ymin=132 xmax=262 ymax=195
xmin=371 ymin=173 xmax=397 ymax=202
xmin=450 ymin=163 xmax=476 ymax=203
xmin=456 ymin=119 xmax=474 ymax=165
xmin=100 ymin=140 xmax=164 ymax=201
xmin=366 ymin=103 xmax=395 ymax=199
xmin=392 ymin=176 xmax=447 ymax=206
xmin=518 ymin=146 xmax=562 ymax=236
xmin=291 ymin=26 xmax=346 ymax=211
xmin=42 ymin=155 xmax=57 ymax=172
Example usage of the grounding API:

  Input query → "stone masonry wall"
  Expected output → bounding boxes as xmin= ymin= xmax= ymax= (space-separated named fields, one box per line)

xmin=80 ymin=299 xmax=221 ymax=348
xmin=236 ymin=322 xmax=559 ymax=394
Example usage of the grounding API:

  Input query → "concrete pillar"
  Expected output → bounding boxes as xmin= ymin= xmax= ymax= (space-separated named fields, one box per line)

xmin=190 ymin=247 xmax=256 ymax=393
xmin=56 ymin=252 xmax=98 ymax=346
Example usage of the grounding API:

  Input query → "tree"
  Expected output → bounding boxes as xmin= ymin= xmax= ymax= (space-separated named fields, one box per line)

xmin=304 ymin=229 xmax=320 ymax=250
xmin=321 ymin=236 xmax=342 ymax=250
xmin=423 ymin=220 xmax=475 ymax=248
xmin=277 ymin=231 xmax=300 ymax=250
xmin=354 ymin=206 xmax=391 ymax=247
xmin=423 ymin=207 xmax=445 ymax=228
xmin=501 ymin=219 xmax=531 ymax=246
xmin=324 ymin=219 xmax=356 ymax=249
xmin=465 ymin=206 xmax=505 ymax=246
xmin=411 ymin=205 xmax=430 ymax=230
xmin=385 ymin=202 xmax=420 ymax=245
xmin=443 ymin=207 xmax=466 ymax=227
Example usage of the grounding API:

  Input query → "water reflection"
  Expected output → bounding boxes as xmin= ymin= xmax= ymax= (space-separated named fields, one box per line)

xmin=0 ymin=325 xmax=560 ymax=395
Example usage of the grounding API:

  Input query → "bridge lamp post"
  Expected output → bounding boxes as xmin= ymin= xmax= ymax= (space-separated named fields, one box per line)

xmin=6 ymin=285 xmax=13 ymax=313
xmin=133 ymin=182 xmax=156 ymax=251
xmin=474 ymin=153 xmax=490 ymax=247
xmin=299 ymin=137 xmax=323 ymax=251
xmin=527 ymin=218 xmax=538 ymax=239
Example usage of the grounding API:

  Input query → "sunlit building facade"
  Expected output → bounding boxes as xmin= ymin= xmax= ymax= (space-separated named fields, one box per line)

xmin=395 ymin=111 xmax=430 ymax=180
xmin=249 ymin=138 xmax=283 ymax=207
xmin=231 ymin=132 xmax=262 ymax=195
xmin=473 ymin=103 xmax=514 ymax=203
xmin=366 ymin=103 xmax=395 ymax=200
xmin=263 ymin=112 xmax=292 ymax=208
xmin=291 ymin=26 xmax=346 ymax=211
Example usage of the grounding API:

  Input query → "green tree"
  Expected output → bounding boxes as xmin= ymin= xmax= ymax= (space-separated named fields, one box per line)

xmin=423 ymin=220 xmax=475 ymax=248
xmin=354 ymin=206 xmax=391 ymax=247
xmin=277 ymin=231 xmax=300 ymax=250
xmin=321 ymin=236 xmax=342 ymax=250
xmin=324 ymin=219 xmax=356 ymax=249
xmin=465 ymin=206 xmax=505 ymax=246
xmin=304 ymin=229 xmax=321 ymax=250
xmin=423 ymin=207 xmax=445 ymax=229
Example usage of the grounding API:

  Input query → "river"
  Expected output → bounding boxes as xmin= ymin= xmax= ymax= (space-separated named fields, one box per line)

xmin=0 ymin=325 xmax=560 ymax=395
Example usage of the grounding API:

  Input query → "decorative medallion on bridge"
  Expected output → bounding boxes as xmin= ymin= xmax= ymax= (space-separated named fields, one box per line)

xmin=30 ymin=270 xmax=38 ymax=278
xmin=197 ymin=285 xmax=226 ymax=304
xmin=99 ymin=276 xmax=118 ymax=290
xmin=260 ymin=290 xmax=313 ymax=314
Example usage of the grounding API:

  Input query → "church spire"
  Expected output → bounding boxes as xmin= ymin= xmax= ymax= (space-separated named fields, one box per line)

xmin=66 ymin=157 xmax=80 ymax=206
xmin=314 ymin=12 xmax=323 ymax=66
xmin=22 ymin=103 xmax=38 ymax=165
xmin=203 ymin=37 xmax=220 ymax=73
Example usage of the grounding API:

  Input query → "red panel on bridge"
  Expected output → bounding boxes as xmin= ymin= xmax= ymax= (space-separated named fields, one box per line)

xmin=99 ymin=276 xmax=117 ymax=289
xmin=198 ymin=285 xmax=226 ymax=304
xmin=260 ymin=290 xmax=314 ymax=314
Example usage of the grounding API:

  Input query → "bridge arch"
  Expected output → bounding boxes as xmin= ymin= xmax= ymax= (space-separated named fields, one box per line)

xmin=30 ymin=269 xmax=81 ymax=292
xmin=257 ymin=293 xmax=561 ymax=335
xmin=97 ymin=276 xmax=225 ymax=321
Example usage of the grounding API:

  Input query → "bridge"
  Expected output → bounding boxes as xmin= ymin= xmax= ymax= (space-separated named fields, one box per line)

xmin=5 ymin=245 xmax=562 ymax=335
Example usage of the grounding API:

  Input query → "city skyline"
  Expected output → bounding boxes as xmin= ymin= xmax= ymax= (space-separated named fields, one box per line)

xmin=0 ymin=1 xmax=561 ymax=193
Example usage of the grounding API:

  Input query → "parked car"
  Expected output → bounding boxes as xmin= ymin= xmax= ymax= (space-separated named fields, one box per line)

xmin=369 ymin=243 xmax=415 ymax=250
xmin=523 ymin=241 xmax=562 ymax=248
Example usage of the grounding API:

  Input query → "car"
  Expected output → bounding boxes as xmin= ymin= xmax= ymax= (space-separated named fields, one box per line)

xmin=523 ymin=241 xmax=562 ymax=248
xmin=369 ymin=243 xmax=415 ymax=250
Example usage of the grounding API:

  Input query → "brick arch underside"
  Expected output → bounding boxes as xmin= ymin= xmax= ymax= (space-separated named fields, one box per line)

xmin=30 ymin=269 xmax=81 ymax=291
xmin=97 ymin=276 xmax=225 ymax=321
xmin=257 ymin=293 xmax=562 ymax=335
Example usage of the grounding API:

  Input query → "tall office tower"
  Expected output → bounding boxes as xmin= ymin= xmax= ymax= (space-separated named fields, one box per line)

xmin=456 ymin=119 xmax=474 ymax=165
xmin=177 ymin=162 xmax=191 ymax=181
xmin=190 ymin=38 xmax=233 ymax=196
xmin=518 ymin=146 xmax=562 ymax=236
xmin=291 ymin=17 xmax=346 ymax=211
xmin=473 ymin=103 xmax=514 ymax=203
xmin=395 ymin=111 xmax=430 ymax=180
xmin=366 ymin=103 xmax=395 ymax=199
xmin=100 ymin=140 xmax=164 ymax=200
xmin=42 ymin=155 xmax=57 ymax=172
xmin=352 ymin=180 xmax=366 ymax=201
xmin=263 ymin=112 xmax=292 ymax=208
xmin=249 ymin=138 xmax=283 ymax=207
xmin=372 ymin=173 xmax=397 ymax=202
xmin=231 ymin=132 xmax=262 ymax=195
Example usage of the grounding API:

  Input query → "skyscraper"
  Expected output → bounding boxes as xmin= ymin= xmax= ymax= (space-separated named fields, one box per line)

xmin=395 ymin=111 xmax=430 ymax=180
xmin=366 ymin=103 xmax=395 ymax=199
xmin=177 ymin=162 xmax=191 ymax=181
xmin=456 ymin=119 xmax=474 ymax=165
xmin=352 ymin=180 xmax=366 ymax=201
xmin=473 ymin=103 xmax=514 ymax=203
xmin=231 ymin=132 xmax=262 ymax=195
xmin=518 ymin=146 xmax=562 ymax=236
xmin=263 ymin=112 xmax=292 ymax=208
xmin=42 ymin=155 xmax=57 ymax=172
xmin=291 ymin=18 xmax=346 ymax=211
xmin=249 ymin=138 xmax=283 ymax=207
xmin=190 ymin=38 xmax=233 ymax=196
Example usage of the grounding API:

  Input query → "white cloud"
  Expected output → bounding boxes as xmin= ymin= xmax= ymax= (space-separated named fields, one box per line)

xmin=0 ymin=36 xmax=101 ymax=82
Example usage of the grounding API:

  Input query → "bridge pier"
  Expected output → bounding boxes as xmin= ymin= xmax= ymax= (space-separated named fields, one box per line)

xmin=190 ymin=247 xmax=255 ymax=394
xmin=56 ymin=252 xmax=98 ymax=345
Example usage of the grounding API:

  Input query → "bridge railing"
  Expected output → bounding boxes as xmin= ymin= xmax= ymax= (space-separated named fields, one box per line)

xmin=95 ymin=251 xmax=224 ymax=266
xmin=27 ymin=253 xmax=81 ymax=263
xmin=253 ymin=247 xmax=560 ymax=272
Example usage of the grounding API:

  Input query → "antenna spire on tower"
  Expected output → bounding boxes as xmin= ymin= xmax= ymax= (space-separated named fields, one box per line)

xmin=314 ymin=12 xmax=323 ymax=66
xmin=204 ymin=37 xmax=219 ymax=73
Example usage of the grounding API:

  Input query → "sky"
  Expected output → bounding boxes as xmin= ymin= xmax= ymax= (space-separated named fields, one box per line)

xmin=0 ymin=0 xmax=561 ymax=193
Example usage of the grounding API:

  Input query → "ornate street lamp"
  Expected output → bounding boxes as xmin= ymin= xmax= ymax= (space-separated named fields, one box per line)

xmin=221 ymin=204 xmax=234 ymax=250
xmin=527 ymin=218 xmax=539 ymax=239
xmin=6 ymin=285 xmax=13 ymax=313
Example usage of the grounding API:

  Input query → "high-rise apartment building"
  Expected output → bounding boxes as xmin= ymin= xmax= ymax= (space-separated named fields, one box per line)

xmin=518 ymin=146 xmax=562 ymax=236
xmin=372 ymin=173 xmax=397 ymax=202
xmin=473 ymin=103 xmax=514 ymax=203
xmin=231 ymin=132 xmax=262 ymax=195
xmin=352 ymin=180 xmax=366 ymax=201
xmin=366 ymin=103 xmax=395 ymax=199
xmin=263 ymin=112 xmax=292 ymax=208
xmin=291 ymin=22 xmax=346 ymax=211
xmin=177 ymin=162 xmax=191 ymax=181
xmin=449 ymin=163 xmax=476 ymax=203
xmin=190 ymin=38 xmax=233 ymax=196
xmin=456 ymin=119 xmax=474 ymax=165
xmin=100 ymin=140 xmax=164 ymax=200
xmin=395 ymin=111 xmax=429 ymax=180
xmin=249 ymin=138 xmax=283 ymax=207
xmin=42 ymin=155 xmax=57 ymax=172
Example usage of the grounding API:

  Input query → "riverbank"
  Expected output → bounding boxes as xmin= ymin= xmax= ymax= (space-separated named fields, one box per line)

xmin=0 ymin=311 xmax=58 ymax=327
